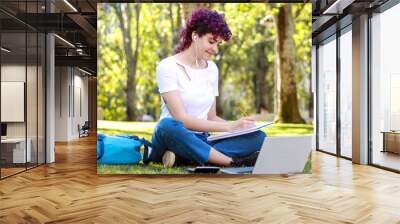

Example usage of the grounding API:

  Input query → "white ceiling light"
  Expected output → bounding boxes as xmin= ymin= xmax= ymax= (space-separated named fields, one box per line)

xmin=54 ymin=34 xmax=75 ymax=48
xmin=63 ymin=0 xmax=78 ymax=12
xmin=1 ymin=47 xmax=11 ymax=53
xmin=323 ymin=0 xmax=355 ymax=15
xmin=78 ymin=67 xmax=92 ymax=76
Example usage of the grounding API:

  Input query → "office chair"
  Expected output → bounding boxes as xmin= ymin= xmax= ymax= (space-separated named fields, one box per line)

xmin=79 ymin=121 xmax=90 ymax=138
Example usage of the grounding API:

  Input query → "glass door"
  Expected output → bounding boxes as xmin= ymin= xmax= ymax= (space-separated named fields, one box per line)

xmin=317 ymin=35 xmax=337 ymax=155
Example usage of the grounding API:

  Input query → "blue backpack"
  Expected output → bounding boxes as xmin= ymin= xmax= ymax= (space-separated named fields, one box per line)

xmin=97 ymin=134 xmax=152 ymax=165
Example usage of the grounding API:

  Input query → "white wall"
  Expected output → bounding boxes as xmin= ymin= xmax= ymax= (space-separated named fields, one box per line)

xmin=1 ymin=65 xmax=39 ymax=138
xmin=1 ymin=65 xmax=25 ymax=81
xmin=55 ymin=67 xmax=69 ymax=141
xmin=55 ymin=67 xmax=89 ymax=141
xmin=1 ymin=65 xmax=26 ymax=139
xmin=72 ymin=73 xmax=89 ymax=137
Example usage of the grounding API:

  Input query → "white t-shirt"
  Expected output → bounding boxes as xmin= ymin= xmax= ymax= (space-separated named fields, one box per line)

xmin=156 ymin=56 xmax=219 ymax=121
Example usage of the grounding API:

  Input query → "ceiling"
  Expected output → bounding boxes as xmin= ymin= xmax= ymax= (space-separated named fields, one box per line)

xmin=312 ymin=0 xmax=390 ymax=43
xmin=0 ymin=0 xmax=97 ymax=75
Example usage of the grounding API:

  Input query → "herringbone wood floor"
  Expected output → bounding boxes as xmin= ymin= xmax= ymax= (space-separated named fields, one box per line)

xmin=1 ymin=135 xmax=400 ymax=223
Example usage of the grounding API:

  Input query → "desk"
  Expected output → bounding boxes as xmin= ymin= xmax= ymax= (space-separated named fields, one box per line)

xmin=382 ymin=131 xmax=400 ymax=154
xmin=1 ymin=138 xmax=31 ymax=163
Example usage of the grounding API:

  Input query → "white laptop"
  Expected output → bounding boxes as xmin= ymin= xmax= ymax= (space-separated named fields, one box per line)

xmin=221 ymin=136 xmax=312 ymax=174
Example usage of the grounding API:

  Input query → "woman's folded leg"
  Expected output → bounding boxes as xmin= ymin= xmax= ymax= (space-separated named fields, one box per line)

xmin=149 ymin=118 xmax=265 ymax=166
xmin=150 ymin=118 xmax=212 ymax=165
xmin=209 ymin=130 xmax=267 ymax=158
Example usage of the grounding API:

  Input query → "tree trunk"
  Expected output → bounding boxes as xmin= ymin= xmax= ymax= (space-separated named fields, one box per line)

xmin=273 ymin=5 xmax=305 ymax=123
xmin=215 ymin=51 xmax=229 ymax=116
xmin=253 ymin=18 xmax=272 ymax=114
xmin=253 ymin=14 xmax=274 ymax=114
xmin=253 ymin=41 xmax=268 ymax=113
xmin=114 ymin=4 xmax=141 ymax=121
xmin=215 ymin=63 xmax=225 ymax=116
xmin=169 ymin=3 xmax=182 ymax=51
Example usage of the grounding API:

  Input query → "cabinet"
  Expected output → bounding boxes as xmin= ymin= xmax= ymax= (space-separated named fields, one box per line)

xmin=382 ymin=131 xmax=400 ymax=154
xmin=0 ymin=138 xmax=31 ymax=165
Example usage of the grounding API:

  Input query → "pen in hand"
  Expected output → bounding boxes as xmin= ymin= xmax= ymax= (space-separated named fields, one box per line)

xmin=240 ymin=107 xmax=248 ymax=118
xmin=240 ymin=107 xmax=255 ymax=121
xmin=234 ymin=107 xmax=255 ymax=131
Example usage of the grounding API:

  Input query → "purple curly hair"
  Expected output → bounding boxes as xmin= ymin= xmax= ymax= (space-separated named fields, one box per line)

xmin=174 ymin=8 xmax=232 ymax=53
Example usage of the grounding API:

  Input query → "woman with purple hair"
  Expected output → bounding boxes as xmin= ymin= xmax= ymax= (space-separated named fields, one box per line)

xmin=144 ymin=8 xmax=266 ymax=168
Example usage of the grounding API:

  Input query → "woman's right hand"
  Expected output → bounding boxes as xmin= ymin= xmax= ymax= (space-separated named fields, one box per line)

xmin=228 ymin=117 xmax=256 ymax=132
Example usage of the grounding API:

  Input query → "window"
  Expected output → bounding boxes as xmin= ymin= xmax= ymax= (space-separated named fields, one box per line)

xmin=371 ymin=3 xmax=400 ymax=171
xmin=339 ymin=27 xmax=352 ymax=158
xmin=0 ymin=1 xmax=47 ymax=179
xmin=317 ymin=35 xmax=337 ymax=154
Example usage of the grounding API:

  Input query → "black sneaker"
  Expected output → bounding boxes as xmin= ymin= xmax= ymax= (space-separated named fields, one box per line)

xmin=231 ymin=151 xmax=260 ymax=167
xmin=142 ymin=145 xmax=151 ymax=164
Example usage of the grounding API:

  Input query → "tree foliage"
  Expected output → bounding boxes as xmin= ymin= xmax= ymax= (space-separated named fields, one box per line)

xmin=98 ymin=3 xmax=312 ymax=123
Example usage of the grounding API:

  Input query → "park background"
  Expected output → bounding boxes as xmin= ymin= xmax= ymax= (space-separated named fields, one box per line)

xmin=97 ymin=3 xmax=314 ymax=174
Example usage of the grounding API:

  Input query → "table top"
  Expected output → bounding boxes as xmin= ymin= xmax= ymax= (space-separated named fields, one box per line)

xmin=381 ymin=131 xmax=400 ymax=134
xmin=1 ymin=138 xmax=30 ymax=143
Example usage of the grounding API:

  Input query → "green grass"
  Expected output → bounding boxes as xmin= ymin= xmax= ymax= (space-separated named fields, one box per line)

xmin=97 ymin=120 xmax=314 ymax=174
xmin=97 ymin=163 xmax=189 ymax=174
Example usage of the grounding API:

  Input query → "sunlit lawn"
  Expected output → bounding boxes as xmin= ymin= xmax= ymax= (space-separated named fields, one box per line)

xmin=97 ymin=120 xmax=313 ymax=174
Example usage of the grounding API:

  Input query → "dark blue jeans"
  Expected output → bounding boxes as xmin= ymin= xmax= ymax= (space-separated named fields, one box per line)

xmin=150 ymin=118 xmax=266 ymax=165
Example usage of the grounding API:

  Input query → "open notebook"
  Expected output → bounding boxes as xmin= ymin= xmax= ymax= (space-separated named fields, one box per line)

xmin=207 ymin=122 xmax=273 ymax=142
